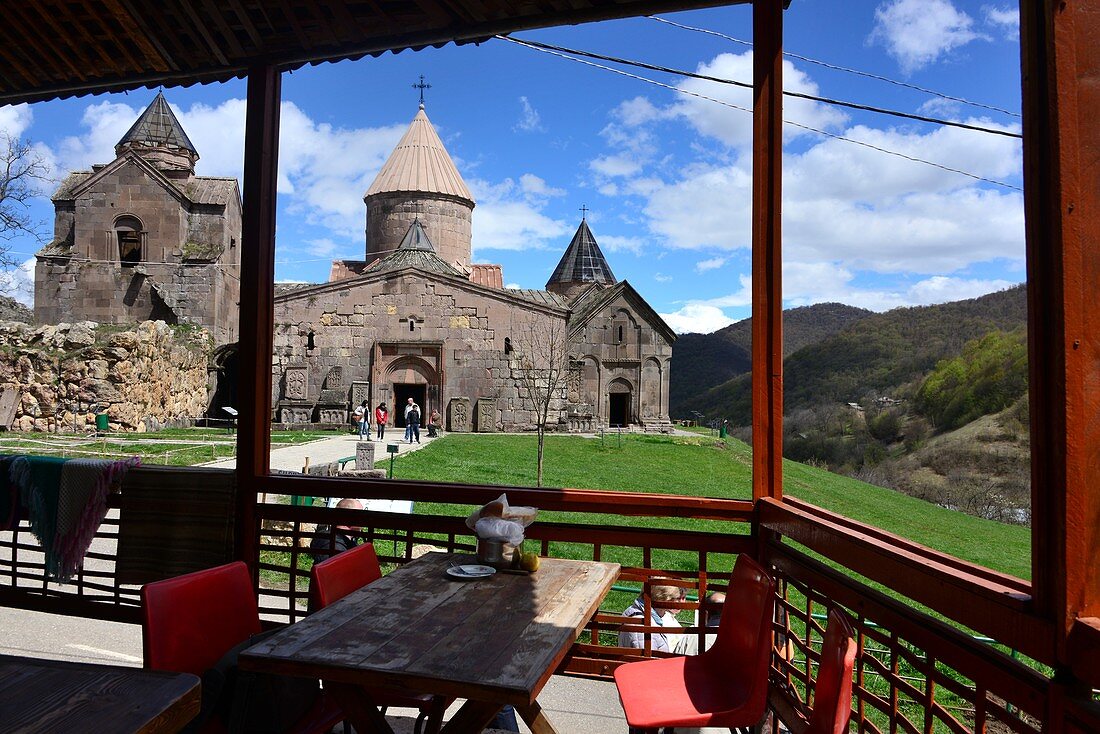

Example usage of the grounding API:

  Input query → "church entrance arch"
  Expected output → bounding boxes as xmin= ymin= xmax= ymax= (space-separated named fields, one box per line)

xmin=382 ymin=354 xmax=439 ymax=428
xmin=607 ymin=378 xmax=632 ymax=428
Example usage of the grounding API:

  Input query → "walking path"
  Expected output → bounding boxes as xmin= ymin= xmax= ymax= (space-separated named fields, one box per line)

xmin=202 ymin=429 xmax=439 ymax=471
xmin=202 ymin=425 xmax=701 ymax=473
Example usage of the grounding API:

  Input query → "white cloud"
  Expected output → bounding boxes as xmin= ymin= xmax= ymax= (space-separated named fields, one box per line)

xmin=654 ymin=273 xmax=672 ymax=283
xmin=0 ymin=258 xmax=37 ymax=306
xmin=514 ymin=97 xmax=545 ymax=133
xmin=695 ymin=256 xmax=728 ymax=273
xmin=983 ymin=5 xmax=1019 ymax=40
xmin=599 ymin=235 xmax=645 ymax=255
xmin=658 ymin=304 xmax=736 ymax=334
xmin=519 ymin=173 xmax=564 ymax=199
xmin=504 ymin=282 xmax=521 ymax=290
xmin=468 ymin=177 xmax=570 ymax=253
xmin=672 ymin=53 xmax=848 ymax=148
xmin=590 ymin=155 xmax=642 ymax=178
xmin=0 ymin=105 xmax=33 ymax=139
xmin=869 ymin=0 xmax=986 ymax=73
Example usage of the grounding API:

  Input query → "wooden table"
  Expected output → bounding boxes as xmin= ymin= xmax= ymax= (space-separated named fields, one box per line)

xmin=240 ymin=552 xmax=619 ymax=734
xmin=0 ymin=654 xmax=200 ymax=733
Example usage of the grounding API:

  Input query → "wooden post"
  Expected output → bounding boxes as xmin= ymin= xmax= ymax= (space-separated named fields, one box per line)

xmin=751 ymin=0 xmax=784 ymax=504
xmin=235 ymin=65 xmax=281 ymax=571
xmin=1019 ymin=0 xmax=1100 ymax=690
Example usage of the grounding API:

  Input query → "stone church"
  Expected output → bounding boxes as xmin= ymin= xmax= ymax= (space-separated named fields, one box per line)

xmin=35 ymin=93 xmax=674 ymax=432
xmin=35 ymin=92 xmax=241 ymax=345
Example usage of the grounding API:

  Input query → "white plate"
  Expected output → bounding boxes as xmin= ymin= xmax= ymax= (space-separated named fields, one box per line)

xmin=446 ymin=564 xmax=497 ymax=579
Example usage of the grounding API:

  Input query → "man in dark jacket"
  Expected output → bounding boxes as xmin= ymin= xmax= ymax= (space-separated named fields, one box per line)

xmin=309 ymin=498 xmax=363 ymax=563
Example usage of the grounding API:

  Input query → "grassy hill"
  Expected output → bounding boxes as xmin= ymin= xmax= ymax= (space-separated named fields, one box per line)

xmin=670 ymin=302 xmax=870 ymax=415
xmin=677 ymin=284 xmax=1027 ymax=424
xmin=393 ymin=432 xmax=1030 ymax=579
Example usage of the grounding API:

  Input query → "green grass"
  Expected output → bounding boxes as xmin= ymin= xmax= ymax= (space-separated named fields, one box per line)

xmin=0 ymin=428 xmax=339 ymax=466
xmin=390 ymin=432 xmax=1030 ymax=579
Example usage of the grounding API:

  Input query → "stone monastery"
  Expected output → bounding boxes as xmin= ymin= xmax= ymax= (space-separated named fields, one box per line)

xmin=35 ymin=94 xmax=675 ymax=433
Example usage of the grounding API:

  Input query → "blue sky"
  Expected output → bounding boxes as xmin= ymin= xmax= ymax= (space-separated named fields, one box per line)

xmin=0 ymin=0 xmax=1023 ymax=333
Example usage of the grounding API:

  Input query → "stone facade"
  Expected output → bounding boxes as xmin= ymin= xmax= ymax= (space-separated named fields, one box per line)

xmin=34 ymin=94 xmax=242 ymax=345
xmin=0 ymin=320 xmax=212 ymax=432
xmin=365 ymin=193 xmax=474 ymax=271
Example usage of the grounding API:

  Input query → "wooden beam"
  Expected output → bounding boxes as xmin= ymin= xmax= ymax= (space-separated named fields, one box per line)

xmin=758 ymin=498 xmax=1056 ymax=664
xmin=751 ymin=0 xmax=784 ymax=503
xmin=1019 ymin=0 xmax=1100 ymax=661
xmin=235 ymin=66 xmax=281 ymax=571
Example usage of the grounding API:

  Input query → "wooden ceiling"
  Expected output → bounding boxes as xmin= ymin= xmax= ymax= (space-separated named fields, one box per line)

xmin=0 ymin=0 xmax=755 ymax=105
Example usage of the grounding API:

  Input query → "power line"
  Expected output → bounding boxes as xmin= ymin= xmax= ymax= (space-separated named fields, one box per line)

xmin=648 ymin=15 xmax=1021 ymax=119
xmin=497 ymin=35 xmax=1021 ymax=192
xmin=505 ymin=36 xmax=1019 ymax=139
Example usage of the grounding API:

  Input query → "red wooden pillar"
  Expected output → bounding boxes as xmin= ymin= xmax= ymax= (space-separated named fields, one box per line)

xmin=751 ymin=0 xmax=784 ymax=504
xmin=1020 ymin=0 xmax=1100 ymax=694
xmin=235 ymin=66 xmax=281 ymax=571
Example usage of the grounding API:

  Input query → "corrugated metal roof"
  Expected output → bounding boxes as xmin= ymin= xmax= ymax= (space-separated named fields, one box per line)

xmin=546 ymin=219 xmax=616 ymax=288
xmin=509 ymin=289 xmax=568 ymax=308
xmin=364 ymin=219 xmax=466 ymax=277
xmin=183 ymin=178 xmax=238 ymax=205
xmin=116 ymin=91 xmax=198 ymax=155
xmin=364 ymin=106 xmax=474 ymax=203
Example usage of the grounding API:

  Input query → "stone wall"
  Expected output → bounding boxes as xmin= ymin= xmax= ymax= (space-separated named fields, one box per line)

xmin=0 ymin=320 xmax=212 ymax=432
xmin=365 ymin=193 xmax=474 ymax=270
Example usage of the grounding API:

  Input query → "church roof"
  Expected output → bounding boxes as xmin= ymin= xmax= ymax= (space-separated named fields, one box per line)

xmin=116 ymin=91 xmax=198 ymax=155
xmin=546 ymin=218 xmax=616 ymax=289
xmin=364 ymin=218 xmax=466 ymax=277
xmin=364 ymin=106 xmax=474 ymax=204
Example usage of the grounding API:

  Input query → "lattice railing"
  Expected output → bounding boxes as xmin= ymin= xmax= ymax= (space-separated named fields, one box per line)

xmin=765 ymin=542 xmax=1047 ymax=734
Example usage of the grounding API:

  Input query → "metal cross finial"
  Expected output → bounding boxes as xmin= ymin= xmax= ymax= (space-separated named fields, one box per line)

xmin=413 ymin=75 xmax=432 ymax=108
xmin=579 ymin=204 xmax=589 ymax=220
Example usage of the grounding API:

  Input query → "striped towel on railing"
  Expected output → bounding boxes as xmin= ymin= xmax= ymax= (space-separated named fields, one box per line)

xmin=8 ymin=454 xmax=140 ymax=581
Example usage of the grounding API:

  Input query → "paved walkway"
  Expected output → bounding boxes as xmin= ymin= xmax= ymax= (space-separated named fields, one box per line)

xmin=202 ymin=429 xmax=440 ymax=471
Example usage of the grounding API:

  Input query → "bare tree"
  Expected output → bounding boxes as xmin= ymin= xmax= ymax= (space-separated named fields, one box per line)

xmin=0 ymin=132 xmax=50 ymax=277
xmin=511 ymin=316 xmax=572 ymax=487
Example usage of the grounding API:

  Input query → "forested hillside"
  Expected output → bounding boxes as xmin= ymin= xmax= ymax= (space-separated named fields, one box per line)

xmin=676 ymin=284 xmax=1027 ymax=424
xmin=669 ymin=302 xmax=870 ymax=414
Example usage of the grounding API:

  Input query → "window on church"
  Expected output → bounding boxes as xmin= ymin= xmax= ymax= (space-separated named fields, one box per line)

xmin=409 ymin=320 xmax=415 ymax=332
xmin=617 ymin=325 xmax=624 ymax=343
xmin=504 ymin=337 xmax=512 ymax=354
xmin=115 ymin=216 xmax=144 ymax=266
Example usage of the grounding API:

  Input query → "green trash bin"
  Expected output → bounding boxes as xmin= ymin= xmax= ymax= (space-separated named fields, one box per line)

xmin=291 ymin=495 xmax=315 ymax=507
xmin=95 ymin=413 xmax=109 ymax=432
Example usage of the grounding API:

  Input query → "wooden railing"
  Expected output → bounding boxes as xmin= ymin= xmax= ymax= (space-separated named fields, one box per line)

xmin=4 ymin=475 xmax=1099 ymax=733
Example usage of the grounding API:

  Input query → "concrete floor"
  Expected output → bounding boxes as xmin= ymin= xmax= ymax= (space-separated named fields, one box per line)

xmin=0 ymin=605 xmax=631 ymax=733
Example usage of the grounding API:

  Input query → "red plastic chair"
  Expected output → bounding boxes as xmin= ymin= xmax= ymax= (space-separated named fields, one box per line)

xmin=806 ymin=609 xmax=857 ymax=734
xmin=141 ymin=561 xmax=343 ymax=734
xmin=614 ymin=554 xmax=776 ymax=732
xmin=308 ymin=540 xmax=382 ymax=612
xmin=309 ymin=544 xmax=448 ymax=734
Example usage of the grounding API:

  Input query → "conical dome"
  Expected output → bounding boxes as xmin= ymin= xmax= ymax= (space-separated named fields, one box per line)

xmin=115 ymin=91 xmax=198 ymax=177
xmin=365 ymin=106 xmax=473 ymax=203
xmin=364 ymin=105 xmax=475 ymax=270
xmin=546 ymin=218 xmax=616 ymax=300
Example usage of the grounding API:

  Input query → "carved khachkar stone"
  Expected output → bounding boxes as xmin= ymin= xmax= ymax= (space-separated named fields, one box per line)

xmin=285 ymin=366 xmax=309 ymax=400
xmin=318 ymin=408 xmax=346 ymax=424
xmin=280 ymin=405 xmax=312 ymax=424
xmin=448 ymin=397 xmax=471 ymax=433
xmin=356 ymin=441 xmax=376 ymax=470
xmin=476 ymin=398 xmax=497 ymax=433
xmin=351 ymin=381 xmax=370 ymax=410
xmin=324 ymin=365 xmax=344 ymax=389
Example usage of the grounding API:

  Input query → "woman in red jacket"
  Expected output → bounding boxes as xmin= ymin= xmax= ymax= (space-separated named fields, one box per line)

xmin=374 ymin=403 xmax=388 ymax=440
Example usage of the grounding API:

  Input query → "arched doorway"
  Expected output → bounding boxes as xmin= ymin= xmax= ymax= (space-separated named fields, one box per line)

xmin=384 ymin=356 xmax=438 ymax=428
xmin=607 ymin=378 xmax=632 ymax=428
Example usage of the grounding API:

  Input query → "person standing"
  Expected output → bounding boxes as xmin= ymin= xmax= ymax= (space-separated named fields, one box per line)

xmin=403 ymin=397 xmax=417 ymax=442
xmin=353 ymin=400 xmax=369 ymax=439
xmin=408 ymin=402 xmax=421 ymax=444
xmin=375 ymin=402 xmax=388 ymax=440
